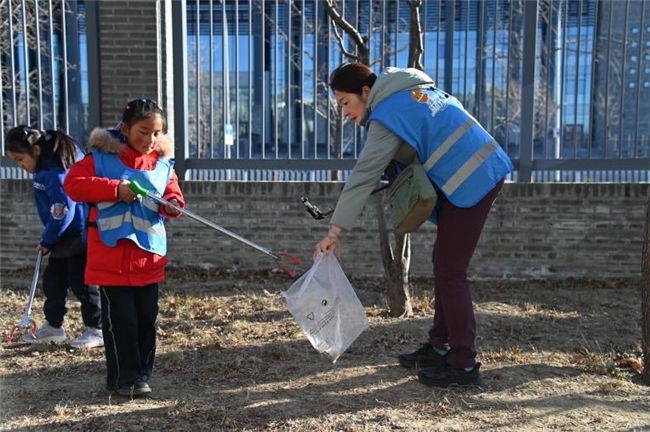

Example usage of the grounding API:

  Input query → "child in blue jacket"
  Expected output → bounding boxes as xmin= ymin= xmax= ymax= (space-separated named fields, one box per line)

xmin=5 ymin=125 xmax=103 ymax=348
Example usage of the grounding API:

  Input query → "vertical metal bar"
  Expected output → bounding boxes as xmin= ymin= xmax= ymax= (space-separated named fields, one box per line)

xmin=274 ymin=0 xmax=279 ymax=158
xmin=85 ymin=0 xmax=101 ymax=134
xmin=353 ymin=0 xmax=360 ymax=156
xmin=195 ymin=0 xmax=201 ymax=157
xmin=325 ymin=3 xmax=330 ymax=159
xmin=285 ymin=0 xmax=291 ymax=159
xmin=21 ymin=0 xmax=30 ymax=125
xmin=0 ymin=0 xmax=4 ymax=140
xmin=587 ymin=0 xmax=598 ymax=158
xmin=475 ymin=0 xmax=485 ymax=122
xmin=299 ymin=0 xmax=305 ymax=160
xmin=337 ymin=0 xmax=344 ymax=159
xmin=221 ymin=0 xmax=227 ymax=160
xmin=34 ymin=0 xmax=43 ymax=129
xmin=172 ymin=0 xmax=189 ymax=179
xmin=558 ymin=0 xmax=567 ymax=160
xmin=381 ymin=0 xmax=386 ymax=68
xmin=463 ymin=0 xmax=469 ymax=103
xmin=617 ymin=0 xmax=630 ymax=157
xmin=604 ymin=0 xmax=613 ymax=157
xmin=394 ymin=0 xmax=398 ymax=66
xmin=519 ymin=0 xmax=538 ymax=182
xmin=633 ymin=0 xmax=645 ymax=157
xmin=248 ymin=0 xmax=252 ymax=158
xmin=367 ymin=0 xmax=373 ymax=64
xmin=261 ymin=0 xmax=266 ymax=160
xmin=64 ymin=0 xmax=82 ymax=141
xmin=436 ymin=0 xmax=441 ymax=81
xmin=60 ymin=0 xmax=68 ymax=131
xmin=572 ymin=0 xmax=583 ymax=158
xmin=209 ymin=0 xmax=213 ymax=158
xmin=235 ymin=0 xmax=240 ymax=159
xmin=504 ymin=0 xmax=512 ymax=153
xmin=444 ymin=0 xmax=454 ymax=93
xmin=312 ymin=0 xmax=318 ymax=159
xmin=490 ymin=0 xmax=497 ymax=132
xmin=48 ymin=0 xmax=55 ymax=128
xmin=7 ymin=0 xmax=18 ymax=125
xmin=224 ymin=0 xmax=232 ymax=167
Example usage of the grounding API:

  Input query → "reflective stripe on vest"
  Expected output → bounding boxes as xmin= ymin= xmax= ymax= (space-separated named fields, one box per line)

xmin=92 ymin=151 xmax=173 ymax=254
xmin=369 ymin=88 xmax=514 ymax=208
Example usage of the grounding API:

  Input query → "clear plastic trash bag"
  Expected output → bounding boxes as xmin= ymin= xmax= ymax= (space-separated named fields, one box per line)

xmin=282 ymin=253 xmax=369 ymax=363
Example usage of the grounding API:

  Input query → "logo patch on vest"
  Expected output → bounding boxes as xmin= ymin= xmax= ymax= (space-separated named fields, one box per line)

xmin=411 ymin=89 xmax=448 ymax=118
xmin=50 ymin=203 xmax=68 ymax=220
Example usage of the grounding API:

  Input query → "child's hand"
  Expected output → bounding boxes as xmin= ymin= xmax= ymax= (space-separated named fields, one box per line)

xmin=117 ymin=180 xmax=138 ymax=203
xmin=36 ymin=244 xmax=50 ymax=255
xmin=164 ymin=199 xmax=181 ymax=215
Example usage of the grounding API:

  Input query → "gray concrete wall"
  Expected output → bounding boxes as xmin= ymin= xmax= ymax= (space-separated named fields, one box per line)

xmin=1 ymin=181 xmax=647 ymax=279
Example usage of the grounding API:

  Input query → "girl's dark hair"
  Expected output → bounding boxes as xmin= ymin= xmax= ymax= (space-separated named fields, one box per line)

xmin=329 ymin=62 xmax=377 ymax=95
xmin=121 ymin=98 xmax=166 ymax=129
xmin=4 ymin=125 xmax=80 ymax=171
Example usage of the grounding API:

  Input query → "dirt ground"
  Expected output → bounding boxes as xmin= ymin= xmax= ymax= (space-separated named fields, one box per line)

xmin=0 ymin=265 xmax=648 ymax=432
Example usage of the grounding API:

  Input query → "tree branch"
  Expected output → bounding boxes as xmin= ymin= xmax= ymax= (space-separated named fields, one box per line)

xmin=322 ymin=0 xmax=369 ymax=65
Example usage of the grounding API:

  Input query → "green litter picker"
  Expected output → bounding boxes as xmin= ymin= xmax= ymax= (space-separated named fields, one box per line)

xmin=129 ymin=181 xmax=300 ymax=278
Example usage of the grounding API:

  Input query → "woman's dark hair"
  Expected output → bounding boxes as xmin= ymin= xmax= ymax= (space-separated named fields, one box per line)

xmin=329 ymin=62 xmax=377 ymax=95
xmin=121 ymin=98 xmax=166 ymax=129
xmin=4 ymin=125 xmax=80 ymax=171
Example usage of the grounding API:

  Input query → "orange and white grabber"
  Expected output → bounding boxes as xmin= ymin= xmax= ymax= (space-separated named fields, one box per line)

xmin=129 ymin=181 xmax=300 ymax=278
xmin=6 ymin=251 xmax=43 ymax=345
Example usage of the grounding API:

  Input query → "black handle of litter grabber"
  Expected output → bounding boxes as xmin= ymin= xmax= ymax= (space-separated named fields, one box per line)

xmin=300 ymin=197 xmax=334 ymax=220
xmin=300 ymin=183 xmax=387 ymax=221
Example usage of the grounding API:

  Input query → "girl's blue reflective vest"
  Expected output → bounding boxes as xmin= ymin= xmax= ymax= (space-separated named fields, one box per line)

xmin=92 ymin=151 xmax=174 ymax=255
xmin=369 ymin=87 xmax=514 ymax=208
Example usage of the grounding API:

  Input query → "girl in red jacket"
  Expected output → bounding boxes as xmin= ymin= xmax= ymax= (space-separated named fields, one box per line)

xmin=64 ymin=98 xmax=185 ymax=397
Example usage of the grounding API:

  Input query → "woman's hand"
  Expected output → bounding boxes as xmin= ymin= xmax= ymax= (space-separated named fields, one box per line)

xmin=313 ymin=225 xmax=343 ymax=261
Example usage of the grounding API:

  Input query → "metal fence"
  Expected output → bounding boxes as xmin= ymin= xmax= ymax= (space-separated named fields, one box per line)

xmin=2 ymin=0 xmax=649 ymax=182
xmin=1 ymin=0 xmax=87 ymax=179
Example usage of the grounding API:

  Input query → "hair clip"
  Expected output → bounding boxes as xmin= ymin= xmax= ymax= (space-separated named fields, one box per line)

xmin=24 ymin=128 xmax=42 ymax=144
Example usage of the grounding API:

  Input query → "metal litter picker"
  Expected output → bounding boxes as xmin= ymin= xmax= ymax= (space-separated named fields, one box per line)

xmin=129 ymin=181 xmax=300 ymax=278
xmin=6 ymin=251 xmax=43 ymax=345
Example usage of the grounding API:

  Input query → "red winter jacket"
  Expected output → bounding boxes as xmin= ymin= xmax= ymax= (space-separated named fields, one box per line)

xmin=63 ymin=128 xmax=185 ymax=287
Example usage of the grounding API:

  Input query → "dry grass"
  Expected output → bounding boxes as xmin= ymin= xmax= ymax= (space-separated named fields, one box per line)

xmin=0 ymin=267 xmax=648 ymax=431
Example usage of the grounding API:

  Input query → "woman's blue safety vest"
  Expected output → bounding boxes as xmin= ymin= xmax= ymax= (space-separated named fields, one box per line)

xmin=92 ymin=152 xmax=174 ymax=255
xmin=369 ymin=87 xmax=514 ymax=208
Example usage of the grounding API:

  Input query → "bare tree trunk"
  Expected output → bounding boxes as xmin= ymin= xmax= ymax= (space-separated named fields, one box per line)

xmin=406 ymin=0 xmax=424 ymax=70
xmin=323 ymin=1 xmax=416 ymax=317
xmin=331 ymin=114 xmax=343 ymax=181
xmin=642 ymin=194 xmax=650 ymax=385
xmin=375 ymin=194 xmax=413 ymax=317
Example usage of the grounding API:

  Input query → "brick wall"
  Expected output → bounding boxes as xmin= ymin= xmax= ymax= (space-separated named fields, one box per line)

xmin=97 ymin=1 xmax=161 ymax=128
xmin=1 ymin=180 xmax=647 ymax=279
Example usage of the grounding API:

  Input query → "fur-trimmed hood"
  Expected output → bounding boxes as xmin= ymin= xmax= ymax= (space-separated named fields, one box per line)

xmin=86 ymin=127 xmax=175 ymax=158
